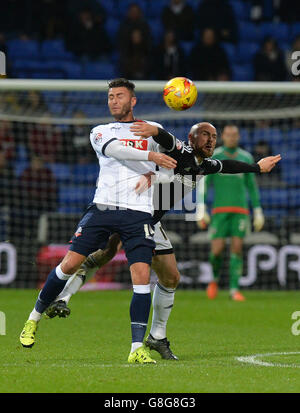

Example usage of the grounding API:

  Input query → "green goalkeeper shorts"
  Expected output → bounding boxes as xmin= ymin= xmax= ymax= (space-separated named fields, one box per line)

xmin=208 ymin=213 xmax=250 ymax=240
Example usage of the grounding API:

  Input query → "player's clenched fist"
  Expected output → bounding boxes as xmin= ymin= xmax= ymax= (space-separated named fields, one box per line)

xmin=148 ymin=151 xmax=177 ymax=169
xmin=257 ymin=154 xmax=281 ymax=173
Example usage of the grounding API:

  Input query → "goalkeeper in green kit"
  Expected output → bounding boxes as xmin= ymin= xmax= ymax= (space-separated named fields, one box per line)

xmin=197 ymin=125 xmax=264 ymax=301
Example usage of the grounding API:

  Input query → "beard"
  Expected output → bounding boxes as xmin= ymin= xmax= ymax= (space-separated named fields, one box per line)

xmin=110 ymin=102 xmax=132 ymax=121
xmin=193 ymin=146 xmax=214 ymax=159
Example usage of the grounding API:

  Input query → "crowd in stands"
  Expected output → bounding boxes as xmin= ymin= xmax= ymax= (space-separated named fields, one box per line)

xmin=1 ymin=0 xmax=300 ymax=240
xmin=1 ymin=0 xmax=300 ymax=81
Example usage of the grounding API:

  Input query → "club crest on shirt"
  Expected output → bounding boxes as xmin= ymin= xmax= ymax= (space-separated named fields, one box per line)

xmin=94 ymin=133 xmax=102 ymax=144
xmin=176 ymin=139 xmax=183 ymax=150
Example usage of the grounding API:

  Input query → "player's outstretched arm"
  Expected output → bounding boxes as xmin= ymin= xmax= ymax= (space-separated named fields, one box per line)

xmin=220 ymin=155 xmax=281 ymax=174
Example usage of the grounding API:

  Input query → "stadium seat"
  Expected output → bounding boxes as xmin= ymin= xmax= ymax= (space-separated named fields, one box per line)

xmin=238 ymin=22 xmax=262 ymax=42
xmin=100 ymin=0 xmax=118 ymax=18
xmin=281 ymin=167 xmax=299 ymax=185
xmin=252 ymin=127 xmax=283 ymax=144
xmin=105 ymin=17 xmax=120 ymax=42
xmin=148 ymin=18 xmax=164 ymax=44
xmin=231 ymin=63 xmax=254 ymax=81
xmin=72 ymin=164 xmax=99 ymax=184
xmin=147 ymin=0 xmax=169 ymax=17
xmin=16 ymin=144 xmax=28 ymax=162
xmin=243 ymin=231 xmax=280 ymax=246
xmin=290 ymin=22 xmax=300 ymax=41
xmin=229 ymin=0 xmax=250 ymax=20
xmin=58 ymin=61 xmax=83 ymax=79
xmin=115 ymin=0 xmax=147 ymax=17
xmin=6 ymin=39 xmax=40 ymax=59
xmin=237 ymin=41 xmax=260 ymax=63
xmin=260 ymin=22 xmax=289 ymax=43
xmin=40 ymin=39 xmax=74 ymax=61
xmin=58 ymin=185 xmax=94 ymax=213
xmin=221 ymin=42 xmax=237 ymax=63
xmin=259 ymin=188 xmax=288 ymax=208
xmin=46 ymin=163 xmax=72 ymax=183
xmin=14 ymin=161 xmax=28 ymax=177
xmin=179 ymin=41 xmax=195 ymax=58
xmin=82 ymin=61 xmax=117 ymax=80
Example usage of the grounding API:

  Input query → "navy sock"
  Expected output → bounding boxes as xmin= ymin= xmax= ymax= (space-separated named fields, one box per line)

xmin=130 ymin=292 xmax=151 ymax=343
xmin=35 ymin=268 xmax=68 ymax=314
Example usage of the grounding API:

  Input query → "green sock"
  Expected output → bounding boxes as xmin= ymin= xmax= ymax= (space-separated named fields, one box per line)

xmin=209 ymin=253 xmax=222 ymax=281
xmin=229 ymin=253 xmax=243 ymax=291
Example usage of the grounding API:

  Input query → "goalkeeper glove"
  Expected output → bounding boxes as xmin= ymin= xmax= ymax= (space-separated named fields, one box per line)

xmin=253 ymin=207 xmax=265 ymax=232
xmin=196 ymin=204 xmax=210 ymax=230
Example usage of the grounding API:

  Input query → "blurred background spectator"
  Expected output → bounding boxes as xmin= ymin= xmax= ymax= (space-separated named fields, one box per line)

xmin=15 ymin=154 xmax=57 ymax=238
xmin=120 ymin=28 xmax=151 ymax=80
xmin=31 ymin=0 xmax=67 ymax=40
xmin=254 ymin=36 xmax=287 ymax=81
xmin=154 ymin=30 xmax=186 ymax=80
xmin=0 ymin=120 xmax=16 ymax=162
xmin=0 ymin=151 xmax=16 ymax=210
xmin=118 ymin=3 xmax=152 ymax=54
xmin=161 ymin=0 xmax=195 ymax=41
xmin=65 ymin=8 xmax=111 ymax=60
xmin=197 ymin=0 xmax=238 ymax=43
xmin=27 ymin=115 xmax=62 ymax=163
xmin=1 ymin=0 xmax=300 ymax=81
xmin=62 ymin=111 xmax=95 ymax=164
xmin=190 ymin=28 xmax=231 ymax=80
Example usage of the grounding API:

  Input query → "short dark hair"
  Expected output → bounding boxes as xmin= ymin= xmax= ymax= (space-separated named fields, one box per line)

xmin=108 ymin=78 xmax=136 ymax=96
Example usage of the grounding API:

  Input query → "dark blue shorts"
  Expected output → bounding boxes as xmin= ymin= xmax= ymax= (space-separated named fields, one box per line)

xmin=69 ymin=204 xmax=155 ymax=266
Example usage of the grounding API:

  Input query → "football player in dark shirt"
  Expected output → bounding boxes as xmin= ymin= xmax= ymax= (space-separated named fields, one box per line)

xmin=45 ymin=121 xmax=280 ymax=361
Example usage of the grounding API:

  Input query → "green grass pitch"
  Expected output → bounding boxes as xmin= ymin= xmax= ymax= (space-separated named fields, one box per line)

xmin=1 ymin=289 xmax=300 ymax=393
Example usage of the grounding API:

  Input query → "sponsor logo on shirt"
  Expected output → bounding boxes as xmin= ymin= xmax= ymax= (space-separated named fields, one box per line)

xmin=120 ymin=139 xmax=148 ymax=150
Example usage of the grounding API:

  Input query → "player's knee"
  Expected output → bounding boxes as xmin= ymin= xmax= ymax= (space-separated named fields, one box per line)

xmin=60 ymin=252 xmax=85 ymax=274
xmin=60 ymin=262 xmax=80 ymax=275
xmin=159 ymin=268 xmax=180 ymax=289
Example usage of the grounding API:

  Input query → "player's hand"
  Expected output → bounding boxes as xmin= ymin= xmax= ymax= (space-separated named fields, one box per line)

xmin=135 ymin=172 xmax=156 ymax=194
xmin=148 ymin=151 xmax=177 ymax=169
xmin=257 ymin=154 xmax=281 ymax=173
xmin=130 ymin=122 xmax=159 ymax=138
xmin=253 ymin=207 xmax=265 ymax=232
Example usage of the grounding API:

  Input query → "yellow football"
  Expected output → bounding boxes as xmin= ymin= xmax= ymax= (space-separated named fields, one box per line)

xmin=163 ymin=77 xmax=198 ymax=111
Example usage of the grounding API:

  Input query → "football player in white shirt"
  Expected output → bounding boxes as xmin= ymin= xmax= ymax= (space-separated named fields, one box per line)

xmin=44 ymin=119 xmax=280 ymax=362
xmin=20 ymin=78 xmax=177 ymax=364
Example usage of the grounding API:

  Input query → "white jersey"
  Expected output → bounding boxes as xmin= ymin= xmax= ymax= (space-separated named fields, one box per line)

xmin=90 ymin=120 xmax=162 ymax=214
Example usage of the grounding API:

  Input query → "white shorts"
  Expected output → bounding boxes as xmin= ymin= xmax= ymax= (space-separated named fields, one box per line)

xmin=153 ymin=221 xmax=173 ymax=254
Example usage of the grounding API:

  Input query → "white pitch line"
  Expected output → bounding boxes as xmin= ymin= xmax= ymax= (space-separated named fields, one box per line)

xmin=236 ymin=352 xmax=300 ymax=368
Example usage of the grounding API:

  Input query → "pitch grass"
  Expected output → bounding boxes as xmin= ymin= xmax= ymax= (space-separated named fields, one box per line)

xmin=1 ymin=289 xmax=300 ymax=393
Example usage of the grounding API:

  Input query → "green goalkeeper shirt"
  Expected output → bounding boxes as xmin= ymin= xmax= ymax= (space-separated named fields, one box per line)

xmin=203 ymin=145 xmax=261 ymax=215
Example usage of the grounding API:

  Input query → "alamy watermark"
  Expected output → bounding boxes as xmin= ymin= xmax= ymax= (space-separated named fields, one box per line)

xmin=0 ymin=311 xmax=6 ymax=335
xmin=0 ymin=51 xmax=6 ymax=75
xmin=291 ymin=311 xmax=300 ymax=336
xmin=291 ymin=51 xmax=300 ymax=76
